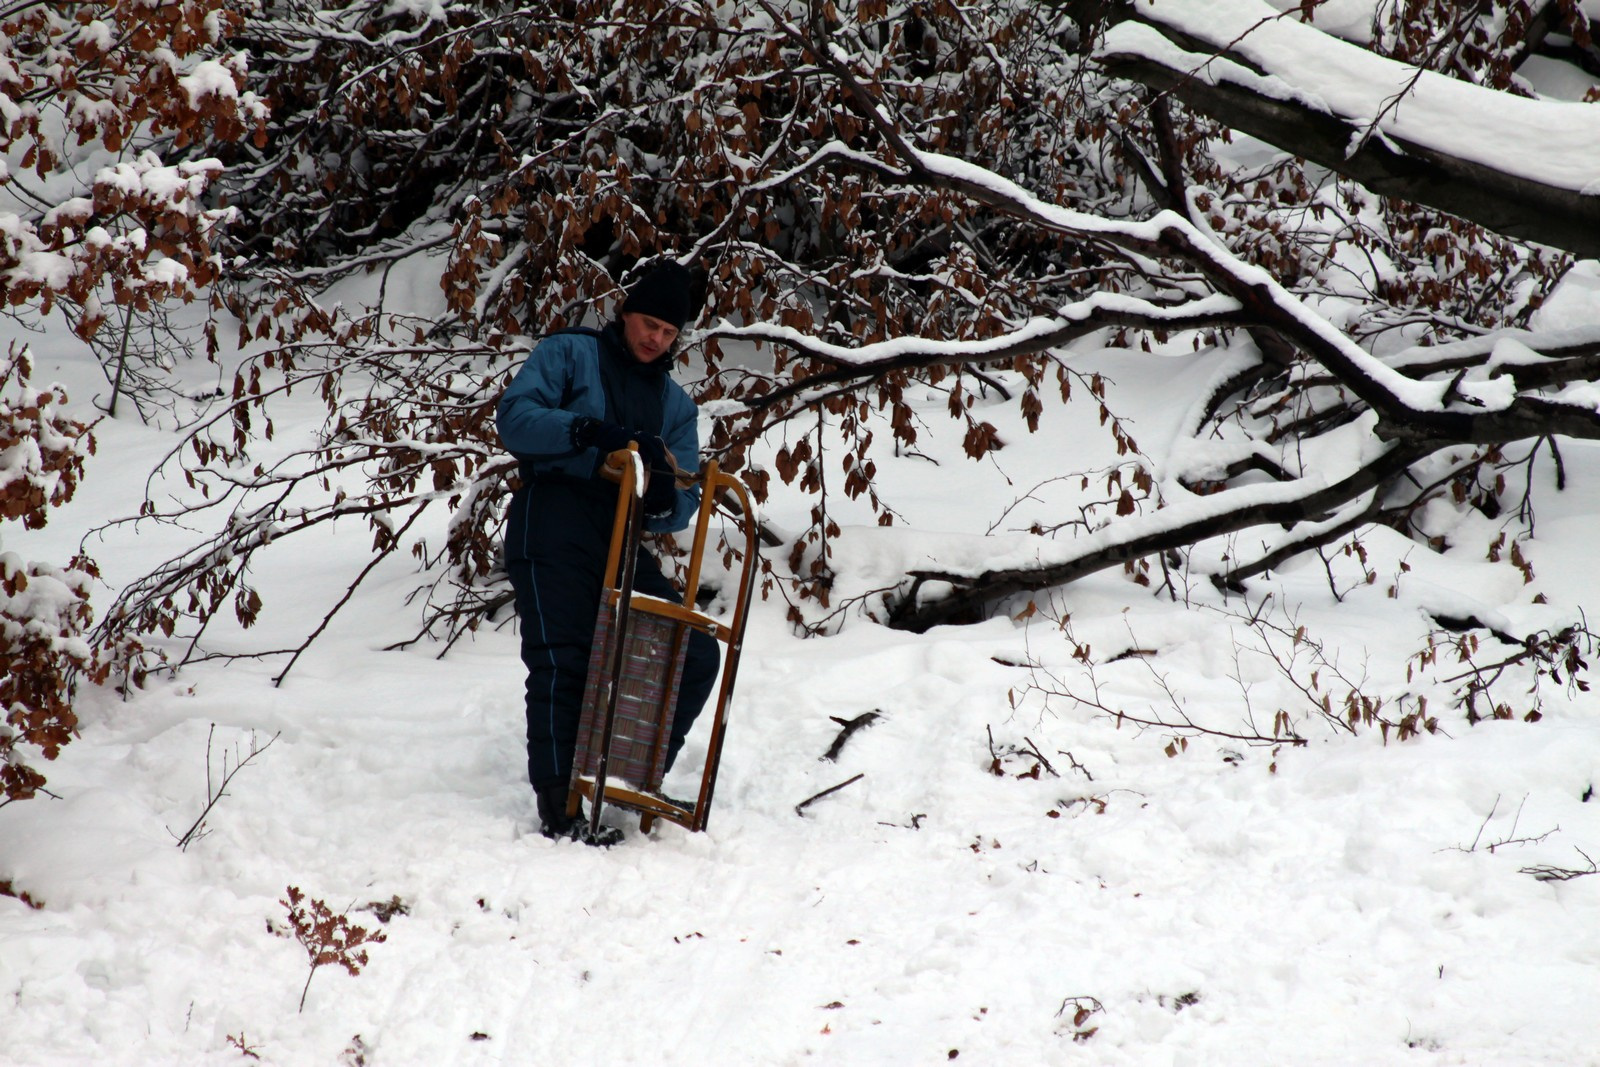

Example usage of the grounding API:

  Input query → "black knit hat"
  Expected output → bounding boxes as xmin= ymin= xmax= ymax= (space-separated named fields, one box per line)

xmin=620 ymin=262 xmax=694 ymax=331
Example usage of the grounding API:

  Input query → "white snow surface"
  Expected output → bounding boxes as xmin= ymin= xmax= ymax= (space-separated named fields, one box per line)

xmin=3 ymin=288 xmax=1600 ymax=1066
xmin=5 ymin=35 xmax=1600 ymax=1051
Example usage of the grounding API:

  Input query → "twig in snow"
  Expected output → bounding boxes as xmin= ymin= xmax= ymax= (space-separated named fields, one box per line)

xmin=795 ymin=773 xmax=864 ymax=816
xmin=1520 ymin=848 xmax=1598 ymax=882
xmin=172 ymin=725 xmax=281 ymax=851
xmin=1059 ymin=749 xmax=1094 ymax=781
xmin=1445 ymin=794 xmax=1557 ymax=855
xmin=820 ymin=711 xmax=882 ymax=762
xmin=1020 ymin=736 xmax=1059 ymax=778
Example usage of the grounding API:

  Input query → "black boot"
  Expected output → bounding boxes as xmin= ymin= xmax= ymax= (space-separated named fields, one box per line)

xmin=535 ymin=784 xmax=622 ymax=847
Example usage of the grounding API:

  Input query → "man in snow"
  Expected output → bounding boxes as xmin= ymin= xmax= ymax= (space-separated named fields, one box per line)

xmin=496 ymin=261 xmax=718 ymax=845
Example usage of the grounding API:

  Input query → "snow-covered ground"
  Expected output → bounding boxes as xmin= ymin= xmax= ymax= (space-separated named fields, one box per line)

xmin=5 ymin=260 xmax=1600 ymax=1067
xmin=6 ymin=0 xmax=1600 ymax=1059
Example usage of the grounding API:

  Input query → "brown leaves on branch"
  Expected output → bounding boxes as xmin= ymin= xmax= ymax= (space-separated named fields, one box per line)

xmin=1 ymin=1 xmax=266 ymax=339
xmin=1 ymin=344 xmax=146 ymax=806
xmin=1 ymin=345 xmax=93 ymax=804
xmin=78 ymin=1 xmax=1600 ymax=669
xmin=279 ymin=886 xmax=387 ymax=1013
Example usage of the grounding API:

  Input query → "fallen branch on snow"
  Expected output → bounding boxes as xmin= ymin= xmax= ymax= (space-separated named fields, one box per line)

xmin=795 ymin=774 xmax=864 ymax=817
xmin=820 ymin=711 xmax=882 ymax=762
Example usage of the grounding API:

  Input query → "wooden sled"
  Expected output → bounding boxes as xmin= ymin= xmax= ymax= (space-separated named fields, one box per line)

xmin=567 ymin=447 xmax=757 ymax=835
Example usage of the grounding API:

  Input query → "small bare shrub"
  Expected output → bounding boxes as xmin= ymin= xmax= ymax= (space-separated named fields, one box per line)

xmin=171 ymin=726 xmax=280 ymax=850
xmin=1020 ymin=585 xmax=1598 ymax=761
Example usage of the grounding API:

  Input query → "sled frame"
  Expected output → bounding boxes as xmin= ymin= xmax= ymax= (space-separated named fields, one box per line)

xmin=567 ymin=448 xmax=757 ymax=835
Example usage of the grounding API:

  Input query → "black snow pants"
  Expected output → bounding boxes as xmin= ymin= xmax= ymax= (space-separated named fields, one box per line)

xmin=505 ymin=476 xmax=719 ymax=793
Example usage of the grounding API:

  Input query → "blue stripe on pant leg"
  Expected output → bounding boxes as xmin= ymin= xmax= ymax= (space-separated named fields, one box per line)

xmin=510 ymin=480 xmax=609 ymax=791
xmin=524 ymin=553 xmax=563 ymax=783
xmin=510 ymin=489 xmax=567 ymax=789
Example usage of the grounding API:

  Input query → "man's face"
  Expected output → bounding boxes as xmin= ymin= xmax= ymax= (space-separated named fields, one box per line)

xmin=621 ymin=311 xmax=680 ymax=363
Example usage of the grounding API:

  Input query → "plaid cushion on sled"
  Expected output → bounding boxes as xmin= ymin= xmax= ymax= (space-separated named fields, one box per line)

xmin=574 ymin=598 xmax=690 ymax=790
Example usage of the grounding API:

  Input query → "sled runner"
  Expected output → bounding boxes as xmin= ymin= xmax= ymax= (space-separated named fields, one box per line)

xmin=567 ymin=446 xmax=757 ymax=837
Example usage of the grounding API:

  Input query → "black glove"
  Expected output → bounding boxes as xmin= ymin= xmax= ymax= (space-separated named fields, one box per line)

xmin=636 ymin=435 xmax=677 ymax=513
xmin=570 ymin=416 xmax=633 ymax=455
xmin=643 ymin=473 xmax=677 ymax=514
xmin=632 ymin=434 xmax=668 ymax=477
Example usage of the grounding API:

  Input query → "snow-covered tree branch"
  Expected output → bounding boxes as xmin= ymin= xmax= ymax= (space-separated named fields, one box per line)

xmin=51 ymin=0 xmax=1600 ymax=665
xmin=1087 ymin=0 xmax=1600 ymax=256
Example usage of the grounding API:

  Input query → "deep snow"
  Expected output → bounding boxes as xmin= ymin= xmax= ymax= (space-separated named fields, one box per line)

xmin=4 ymin=6 xmax=1600 ymax=1054
xmin=4 ymin=282 xmax=1600 ymax=1064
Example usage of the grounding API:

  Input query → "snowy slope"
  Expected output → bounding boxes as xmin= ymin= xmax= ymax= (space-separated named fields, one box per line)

xmin=4 ymin=285 xmax=1600 ymax=1066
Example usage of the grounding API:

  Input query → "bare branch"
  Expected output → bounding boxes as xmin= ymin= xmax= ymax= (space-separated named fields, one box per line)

xmin=795 ymin=773 xmax=865 ymax=816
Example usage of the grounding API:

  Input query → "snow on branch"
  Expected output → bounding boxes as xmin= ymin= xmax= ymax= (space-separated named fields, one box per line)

xmin=890 ymin=441 xmax=1427 ymax=631
xmin=1093 ymin=0 xmax=1600 ymax=256
xmin=708 ymin=291 xmax=1249 ymax=411
xmin=742 ymin=127 xmax=1600 ymax=450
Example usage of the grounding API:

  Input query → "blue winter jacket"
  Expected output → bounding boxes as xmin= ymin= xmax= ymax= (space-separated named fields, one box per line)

xmin=496 ymin=326 xmax=700 ymax=533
